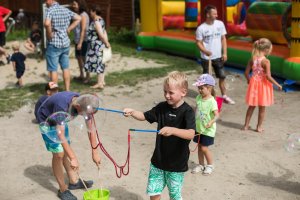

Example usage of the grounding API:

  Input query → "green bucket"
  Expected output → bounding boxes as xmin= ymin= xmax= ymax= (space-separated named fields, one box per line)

xmin=83 ymin=189 xmax=110 ymax=200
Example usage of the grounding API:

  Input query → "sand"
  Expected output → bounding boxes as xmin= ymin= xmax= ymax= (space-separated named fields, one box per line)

xmin=0 ymin=42 xmax=299 ymax=200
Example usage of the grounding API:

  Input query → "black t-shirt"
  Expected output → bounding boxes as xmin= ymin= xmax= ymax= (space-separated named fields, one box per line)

xmin=144 ymin=101 xmax=195 ymax=172
xmin=11 ymin=52 xmax=26 ymax=72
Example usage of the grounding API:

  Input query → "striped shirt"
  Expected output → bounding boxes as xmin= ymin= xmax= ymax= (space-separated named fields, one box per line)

xmin=45 ymin=2 xmax=75 ymax=48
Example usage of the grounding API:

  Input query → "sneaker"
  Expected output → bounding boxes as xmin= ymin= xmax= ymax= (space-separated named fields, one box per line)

xmin=0 ymin=60 xmax=5 ymax=66
xmin=203 ymin=165 xmax=214 ymax=175
xmin=191 ymin=164 xmax=205 ymax=174
xmin=57 ymin=190 xmax=77 ymax=200
xmin=68 ymin=179 xmax=93 ymax=190
xmin=223 ymin=95 xmax=235 ymax=105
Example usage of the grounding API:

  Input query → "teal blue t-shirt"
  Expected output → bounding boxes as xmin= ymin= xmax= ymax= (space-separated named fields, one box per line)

xmin=195 ymin=95 xmax=218 ymax=137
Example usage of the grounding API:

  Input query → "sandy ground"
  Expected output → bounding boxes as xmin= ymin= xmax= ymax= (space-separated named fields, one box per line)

xmin=0 ymin=42 xmax=299 ymax=200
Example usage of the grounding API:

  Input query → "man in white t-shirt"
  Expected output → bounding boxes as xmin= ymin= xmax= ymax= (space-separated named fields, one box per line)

xmin=196 ymin=5 xmax=235 ymax=104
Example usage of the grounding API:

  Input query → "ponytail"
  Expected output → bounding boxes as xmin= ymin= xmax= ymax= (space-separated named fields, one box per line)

xmin=251 ymin=38 xmax=272 ymax=59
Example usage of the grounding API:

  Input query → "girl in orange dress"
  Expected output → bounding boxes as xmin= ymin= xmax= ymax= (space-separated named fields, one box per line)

xmin=242 ymin=38 xmax=282 ymax=132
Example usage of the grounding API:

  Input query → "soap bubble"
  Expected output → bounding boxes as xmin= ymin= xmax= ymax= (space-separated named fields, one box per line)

xmin=74 ymin=94 xmax=100 ymax=118
xmin=39 ymin=111 xmax=72 ymax=144
xmin=284 ymin=133 xmax=300 ymax=153
xmin=46 ymin=111 xmax=72 ymax=126
xmin=225 ymin=75 xmax=236 ymax=91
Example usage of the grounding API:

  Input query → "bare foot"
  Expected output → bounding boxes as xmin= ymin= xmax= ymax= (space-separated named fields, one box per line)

xmin=241 ymin=125 xmax=249 ymax=131
xmin=256 ymin=127 xmax=264 ymax=133
xmin=90 ymin=84 xmax=104 ymax=89
xmin=83 ymin=78 xmax=90 ymax=84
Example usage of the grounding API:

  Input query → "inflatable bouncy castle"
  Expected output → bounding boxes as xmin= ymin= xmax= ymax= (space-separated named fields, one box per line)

xmin=137 ymin=0 xmax=300 ymax=82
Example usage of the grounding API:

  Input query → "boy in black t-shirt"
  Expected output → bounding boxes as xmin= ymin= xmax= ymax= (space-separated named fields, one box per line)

xmin=10 ymin=41 xmax=26 ymax=87
xmin=124 ymin=71 xmax=195 ymax=200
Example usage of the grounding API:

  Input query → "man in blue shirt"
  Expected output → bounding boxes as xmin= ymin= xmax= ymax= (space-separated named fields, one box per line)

xmin=36 ymin=91 xmax=101 ymax=200
xmin=44 ymin=0 xmax=81 ymax=91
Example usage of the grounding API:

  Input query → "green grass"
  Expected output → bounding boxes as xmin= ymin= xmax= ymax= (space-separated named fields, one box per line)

xmin=0 ymin=30 xmax=201 ymax=116
xmin=6 ymin=29 xmax=29 ymax=42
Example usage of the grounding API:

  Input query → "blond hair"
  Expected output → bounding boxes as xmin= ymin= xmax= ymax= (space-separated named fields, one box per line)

xmin=252 ymin=38 xmax=272 ymax=58
xmin=164 ymin=71 xmax=188 ymax=91
xmin=12 ymin=41 xmax=20 ymax=51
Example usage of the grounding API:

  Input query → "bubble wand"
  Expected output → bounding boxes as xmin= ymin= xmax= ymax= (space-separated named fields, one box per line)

xmin=95 ymin=107 xmax=124 ymax=114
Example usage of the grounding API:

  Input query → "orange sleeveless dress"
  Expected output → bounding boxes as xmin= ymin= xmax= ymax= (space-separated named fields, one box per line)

xmin=245 ymin=56 xmax=274 ymax=106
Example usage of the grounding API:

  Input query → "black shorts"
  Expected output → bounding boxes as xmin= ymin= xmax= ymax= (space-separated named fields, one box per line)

xmin=0 ymin=32 xmax=6 ymax=46
xmin=75 ymin=41 xmax=88 ymax=57
xmin=201 ymin=58 xmax=226 ymax=79
xmin=16 ymin=70 xmax=25 ymax=79
xmin=193 ymin=134 xmax=214 ymax=146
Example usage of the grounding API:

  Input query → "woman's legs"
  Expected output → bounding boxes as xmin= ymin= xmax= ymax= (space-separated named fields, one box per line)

xmin=91 ymin=72 xmax=104 ymax=89
xmin=242 ymin=106 xmax=256 ymax=130
xmin=257 ymin=106 xmax=266 ymax=132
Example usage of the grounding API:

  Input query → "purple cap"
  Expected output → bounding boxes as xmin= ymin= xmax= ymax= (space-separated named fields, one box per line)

xmin=193 ymin=74 xmax=216 ymax=87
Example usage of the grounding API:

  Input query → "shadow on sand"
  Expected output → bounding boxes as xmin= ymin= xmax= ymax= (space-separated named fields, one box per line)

xmin=24 ymin=165 xmax=57 ymax=193
xmin=109 ymin=186 xmax=144 ymax=200
xmin=246 ymin=163 xmax=300 ymax=196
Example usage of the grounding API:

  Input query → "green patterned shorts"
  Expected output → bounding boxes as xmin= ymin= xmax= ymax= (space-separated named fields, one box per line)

xmin=146 ymin=164 xmax=184 ymax=200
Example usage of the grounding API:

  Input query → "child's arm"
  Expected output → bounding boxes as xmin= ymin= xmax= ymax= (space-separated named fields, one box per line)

xmin=244 ymin=59 xmax=252 ymax=84
xmin=12 ymin=61 xmax=16 ymax=71
xmin=159 ymin=127 xmax=195 ymax=140
xmin=262 ymin=59 xmax=282 ymax=90
xmin=205 ymin=110 xmax=219 ymax=128
xmin=123 ymin=108 xmax=146 ymax=121
xmin=57 ymin=125 xmax=79 ymax=170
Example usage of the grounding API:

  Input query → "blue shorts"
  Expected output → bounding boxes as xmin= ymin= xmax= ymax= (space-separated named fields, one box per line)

xmin=193 ymin=134 xmax=214 ymax=146
xmin=75 ymin=41 xmax=88 ymax=57
xmin=146 ymin=164 xmax=184 ymax=200
xmin=40 ymin=125 xmax=70 ymax=153
xmin=46 ymin=44 xmax=70 ymax=72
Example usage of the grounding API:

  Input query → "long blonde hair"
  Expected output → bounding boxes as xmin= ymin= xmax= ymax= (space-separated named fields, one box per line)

xmin=252 ymin=38 xmax=272 ymax=58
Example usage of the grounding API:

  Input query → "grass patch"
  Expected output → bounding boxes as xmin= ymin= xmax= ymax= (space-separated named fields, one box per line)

xmin=6 ymin=29 xmax=29 ymax=42
xmin=0 ymin=30 xmax=201 ymax=116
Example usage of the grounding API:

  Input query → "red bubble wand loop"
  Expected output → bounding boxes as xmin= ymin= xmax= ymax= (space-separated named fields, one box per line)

xmin=88 ymin=114 xmax=130 ymax=178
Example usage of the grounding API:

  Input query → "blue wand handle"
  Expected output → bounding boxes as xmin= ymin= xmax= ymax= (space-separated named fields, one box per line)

xmin=96 ymin=107 xmax=124 ymax=114
xmin=129 ymin=129 xmax=159 ymax=133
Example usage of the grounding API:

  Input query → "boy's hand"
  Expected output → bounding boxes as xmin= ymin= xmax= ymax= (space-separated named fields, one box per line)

xmin=92 ymin=151 xmax=101 ymax=166
xmin=70 ymin=158 xmax=79 ymax=170
xmin=205 ymin=121 xmax=213 ymax=129
xmin=159 ymin=127 xmax=174 ymax=137
xmin=123 ymin=108 xmax=134 ymax=117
